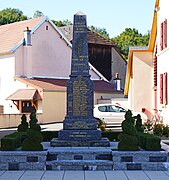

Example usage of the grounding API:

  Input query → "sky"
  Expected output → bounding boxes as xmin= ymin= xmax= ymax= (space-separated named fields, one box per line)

xmin=0 ymin=0 xmax=156 ymax=38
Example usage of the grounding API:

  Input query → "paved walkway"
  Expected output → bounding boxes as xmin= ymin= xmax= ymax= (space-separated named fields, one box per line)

xmin=0 ymin=170 xmax=169 ymax=180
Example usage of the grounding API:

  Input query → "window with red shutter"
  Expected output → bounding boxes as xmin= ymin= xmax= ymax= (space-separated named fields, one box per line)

xmin=160 ymin=74 xmax=163 ymax=104
xmin=163 ymin=19 xmax=167 ymax=49
xmin=163 ymin=72 xmax=168 ymax=105
xmin=160 ymin=22 xmax=164 ymax=51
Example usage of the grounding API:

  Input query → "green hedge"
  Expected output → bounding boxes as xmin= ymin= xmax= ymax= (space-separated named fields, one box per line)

xmin=41 ymin=131 xmax=58 ymax=142
xmin=1 ymin=132 xmax=27 ymax=151
xmin=138 ymin=133 xmax=161 ymax=151
xmin=102 ymin=131 xmax=120 ymax=141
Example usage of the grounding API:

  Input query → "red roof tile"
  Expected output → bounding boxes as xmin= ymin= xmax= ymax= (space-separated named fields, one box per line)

xmin=16 ymin=77 xmax=120 ymax=93
xmin=0 ymin=17 xmax=44 ymax=53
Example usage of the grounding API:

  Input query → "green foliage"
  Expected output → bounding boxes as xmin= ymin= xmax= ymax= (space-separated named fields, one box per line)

xmin=153 ymin=123 xmax=164 ymax=137
xmin=1 ymin=132 xmax=27 ymax=150
xmin=162 ymin=125 xmax=169 ymax=137
xmin=146 ymin=135 xmax=161 ymax=151
xmin=0 ymin=8 xmax=28 ymax=25
xmin=17 ymin=114 xmax=28 ymax=132
xmin=118 ymin=110 xmax=139 ymax=151
xmin=22 ymin=112 xmax=43 ymax=151
xmin=137 ymin=133 xmax=161 ymax=151
xmin=118 ymin=133 xmax=139 ymax=151
xmin=52 ymin=19 xmax=72 ymax=27
xmin=153 ymin=123 xmax=169 ymax=137
xmin=96 ymin=118 xmax=106 ymax=131
xmin=102 ymin=130 xmax=121 ymax=141
xmin=89 ymin=25 xmax=110 ymax=39
xmin=135 ymin=114 xmax=144 ymax=133
xmin=33 ymin=10 xmax=44 ymax=18
xmin=111 ymin=28 xmax=150 ymax=60
xmin=41 ymin=131 xmax=58 ymax=141
xmin=29 ymin=112 xmax=41 ymax=132
xmin=22 ymin=129 xmax=43 ymax=151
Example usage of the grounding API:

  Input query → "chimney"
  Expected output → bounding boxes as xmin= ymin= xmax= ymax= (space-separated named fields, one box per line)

xmin=23 ymin=27 xmax=31 ymax=46
xmin=113 ymin=73 xmax=121 ymax=91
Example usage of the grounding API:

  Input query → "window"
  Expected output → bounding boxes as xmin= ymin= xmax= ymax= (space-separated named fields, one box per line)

xmin=22 ymin=101 xmax=36 ymax=113
xmin=98 ymin=106 xmax=107 ymax=112
xmin=160 ymin=19 xmax=167 ymax=51
xmin=160 ymin=72 xmax=168 ymax=105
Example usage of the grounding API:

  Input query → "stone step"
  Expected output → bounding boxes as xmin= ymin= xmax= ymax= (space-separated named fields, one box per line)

xmin=47 ymin=148 xmax=112 ymax=161
xmin=46 ymin=160 xmax=114 ymax=170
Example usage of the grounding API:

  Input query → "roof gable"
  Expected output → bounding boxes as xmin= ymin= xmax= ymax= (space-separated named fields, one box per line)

xmin=0 ymin=16 xmax=71 ymax=55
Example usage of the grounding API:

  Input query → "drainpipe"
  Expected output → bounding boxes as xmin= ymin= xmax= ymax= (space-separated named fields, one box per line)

xmin=153 ymin=45 xmax=158 ymax=112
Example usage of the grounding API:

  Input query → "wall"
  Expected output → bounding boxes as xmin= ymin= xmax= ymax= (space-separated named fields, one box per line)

xmin=0 ymin=54 xmax=16 ymax=113
xmin=111 ymin=48 xmax=127 ymax=90
xmin=23 ymin=21 xmax=72 ymax=78
xmin=155 ymin=0 xmax=169 ymax=124
xmin=128 ymin=52 xmax=153 ymax=119
xmin=0 ymin=113 xmax=42 ymax=128
xmin=41 ymin=91 xmax=66 ymax=123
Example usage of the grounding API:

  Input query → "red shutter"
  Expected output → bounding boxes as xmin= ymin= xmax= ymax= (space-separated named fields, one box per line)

xmin=163 ymin=19 xmax=167 ymax=49
xmin=163 ymin=72 xmax=168 ymax=104
xmin=160 ymin=74 xmax=163 ymax=104
xmin=160 ymin=22 xmax=164 ymax=51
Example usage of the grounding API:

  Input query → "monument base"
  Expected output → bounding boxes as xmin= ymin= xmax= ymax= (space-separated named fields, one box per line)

xmin=58 ymin=129 xmax=101 ymax=140
xmin=50 ymin=137 xmax=110 ymax=147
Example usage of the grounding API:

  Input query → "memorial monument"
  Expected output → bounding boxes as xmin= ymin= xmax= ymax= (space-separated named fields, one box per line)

xmin=51 ymin=11 xmax=110 ymax=147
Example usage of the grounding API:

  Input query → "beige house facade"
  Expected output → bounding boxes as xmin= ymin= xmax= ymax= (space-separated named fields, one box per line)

xmin=125 ymin=0 xmax=169 ymax=124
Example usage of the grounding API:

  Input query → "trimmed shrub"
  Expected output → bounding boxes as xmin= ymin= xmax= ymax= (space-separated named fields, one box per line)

xmin=22 ymin=129 xmax=43 ymax=151
xmin=137 ymin=133 xmax=161 ymax=151
xmin=21 ymin=112 xmax=43 ymax=151
xmin=29 ymin=112 xmax=41 ymax=132
xmin=102 ymin=131 xmax=121 ymax=141
xmin=135 ymin=114 xmax=144 ymax=133
xmin=41 ymin=131 xmax=58 ymax=141
xmin=1 ymin=132 xmax=27 ymax=150
xmin=118 ymin=110 xmax=139 ymax=151
xmin=17 ymin=114 xmax=28 ymax=132
xmin=146 ymin=135 xmax=161 ymax=151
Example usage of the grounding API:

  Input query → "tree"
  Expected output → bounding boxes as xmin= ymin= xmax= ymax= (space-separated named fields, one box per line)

xmin=89 ymin=25 xmax=110 ymax=39
xmin=52 ymin=19 xmax=72 ymax=27
xmin=33 ymin=10 xmax=44 ymax=18
xmin=111 ymin=28 xmax=150 ymax=60
xmin=0 ymin=8 xmax=28 ymax=25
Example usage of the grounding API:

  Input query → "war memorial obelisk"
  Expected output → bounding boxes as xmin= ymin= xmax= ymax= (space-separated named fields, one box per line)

xmin=51 ymin=12 xmax=110 ymax=147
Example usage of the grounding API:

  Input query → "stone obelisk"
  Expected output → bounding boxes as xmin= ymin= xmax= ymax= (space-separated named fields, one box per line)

xmin=51 ymin=11 xmax=109 ymax=147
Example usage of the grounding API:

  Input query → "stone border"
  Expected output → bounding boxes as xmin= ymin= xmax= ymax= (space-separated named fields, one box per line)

xmin=0 ymin=149 xmax=168 ymax=170
xmin=0 ymin=151 xmax=47 ymax=170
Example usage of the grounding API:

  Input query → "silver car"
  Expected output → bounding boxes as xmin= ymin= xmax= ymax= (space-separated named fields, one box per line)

xmin=94 ymin=103 xmax=148 ymax=128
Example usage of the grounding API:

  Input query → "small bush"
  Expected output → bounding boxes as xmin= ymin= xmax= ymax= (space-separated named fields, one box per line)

xmin=153 ymin=123 xmax=164 ymax=137
xmin=29 ymin=112 xmax=41 ymax=132
xmin=1 ymin=132 xmax=27 ymax=150
xmin=118 ymin=110 xmax=139 ymax=151
xmin=102 ymin=131 xmax=120 ymax=141
xmin=22 ymin=129 xmax=43 ymax=151
xmin=163 ymin=125 xmax=169 ymax=137
xmin=135 ymin=114 xmax=144 ymax=133
xmin=17 ymin=114 xmax=28 ymax=132
xmin=41 ymin=131 xmax=58 ymax=141
xmin=137 ymin=132 xmax=161 ymax=151
xmin=146 ymin=135 xmax=161 ymax=151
